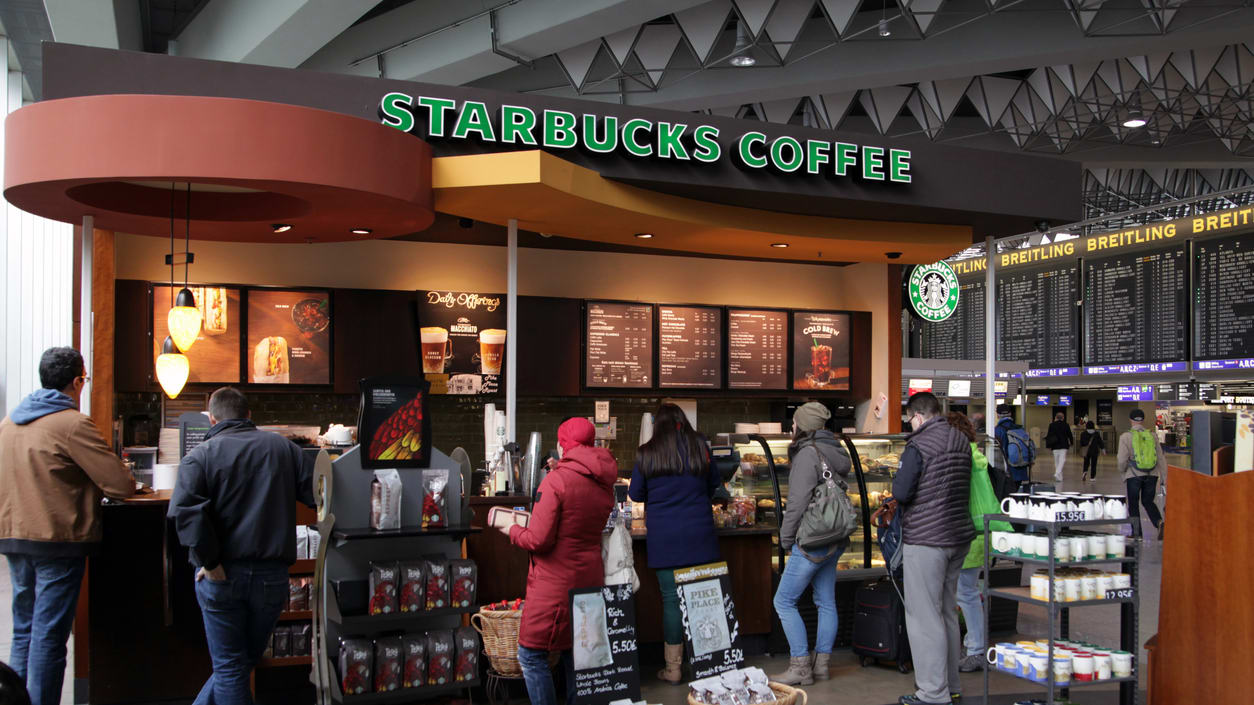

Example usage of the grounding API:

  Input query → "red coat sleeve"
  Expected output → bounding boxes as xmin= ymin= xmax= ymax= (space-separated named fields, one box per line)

xmin=510 ymin=472 xmax=563 ymax=554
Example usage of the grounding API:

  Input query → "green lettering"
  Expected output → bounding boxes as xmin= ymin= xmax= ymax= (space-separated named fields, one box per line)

xmin=805 ymin=139 xmax=830 ymax=175
xmin=380 ymin=92 xmax=414 ymax=133
xmin=738 ymin=132 xmax=768 ymax=168
xmin=862 ymin=145 xmax=885 ymax=180
xmin=889 ymin=149 xmax=912 ymax=183
xmin=770 ymin=136 xmax=803 ymax=172
xmin=500 ymin=105 xmax=538 ymax=145
xmin=583 ymin=114 xmax=618 ymax=153
xmin=833 ymin=142 xmax=857 ymax=176
xmin=451 ymin=100 xmax=496 ymax=141
xmin=657 ymin=122 xmax=690 ymax=160
xmin=622 ymin=118 xmax=654 ymax=157
xmin=692 ymin=125 xmax=721 ymax=163
xmin=417 ymin=96 xmax=456 ymax=137
xmin=543 ymin=110 xmax=578 ymax=148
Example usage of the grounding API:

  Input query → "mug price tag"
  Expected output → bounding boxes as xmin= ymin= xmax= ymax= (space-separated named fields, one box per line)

xmin=1054 ymin=511 xmax=1086 ymax=522
xmin=1104 ymin=588 xmax=1134 ymax=600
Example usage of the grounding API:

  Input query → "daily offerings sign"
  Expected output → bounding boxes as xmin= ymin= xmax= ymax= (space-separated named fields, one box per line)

xmin=379 ymin=93 xmax=914 ymax=183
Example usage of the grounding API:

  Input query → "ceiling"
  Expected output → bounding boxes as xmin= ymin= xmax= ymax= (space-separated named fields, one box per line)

xmin=6 ymin=0 xmax=1254 ymax=235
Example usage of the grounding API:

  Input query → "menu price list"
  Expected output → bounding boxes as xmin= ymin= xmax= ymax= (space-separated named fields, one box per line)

xmin=658 ymin=306 xmax=722 ymax=388
xmin=1084 ymin=245 xmax=1188 ymax=366
xmin=997 ymin=265 xmax=1079 ymax=369
xmin=921 ymin=279 xmax=985 ymax=360
xmin=586 ymin=302 xmax=654 ymax=388
xmin=727 ymin=309 xmax=787 ymax=389
xmin=1195 ymin=233 xmax=1254 ymax=362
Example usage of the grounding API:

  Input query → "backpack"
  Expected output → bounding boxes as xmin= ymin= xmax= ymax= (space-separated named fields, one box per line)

xmin=1131 ymin=429 xmax=1159 ymax=471
xmin=796 ymin=443 xmax=860 ymax=550
xmin=1002 ymin=422 xmax=1037 ymax=469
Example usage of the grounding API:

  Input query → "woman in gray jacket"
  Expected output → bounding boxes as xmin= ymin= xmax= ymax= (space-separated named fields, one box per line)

xmin=771 ymin=402 xmax=853 ymax=686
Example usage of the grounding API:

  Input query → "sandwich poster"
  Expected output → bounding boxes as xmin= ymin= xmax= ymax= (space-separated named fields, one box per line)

xmin=246 ymin=289 xmax=331 ymax=385
xmin=416 ymin=290 xmax=507 ymax=395
xmin=152 ymin=284 xmax=241 ymax=383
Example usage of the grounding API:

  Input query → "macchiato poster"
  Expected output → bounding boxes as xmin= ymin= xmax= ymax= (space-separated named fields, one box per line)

xmin=417 ymin=290 xmax=507 ymax=395
xmin=791 ymin=311 xmax=851 ymax=391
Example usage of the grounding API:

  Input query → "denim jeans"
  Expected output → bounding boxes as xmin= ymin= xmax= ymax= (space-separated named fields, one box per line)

xmin=772 ymin=543 xmax=843 ymax=658
xmin=5 ymin=553 xmax=86 ymax=705
xmin=955 ymin=567 xmax=985 ymax=656
xmin=1125 ymin=475 xmax=1162 ymax=537
xmin=192 ymin=561 xmax=289 ymax=705
xmin=517 ymin=646 xmax=574 ymax=705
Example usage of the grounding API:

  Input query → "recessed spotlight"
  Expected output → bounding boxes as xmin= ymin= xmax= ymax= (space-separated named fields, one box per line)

xmin=1122 ymin=116 xmax=1147 ymax=128
xmin=351 ymin=228 xmax=373 ymax=235
xmin=885 ymin=251 xmax=902 ymax=259
xmin=771 ymin=243 xmax=789 ymax=248
xmin=730 ymin=54 xmax=756 ymax=67
xmin=878 ymin=18 xmax=891 ymax=37
xmin=271 ymin=224 xmax=292 ymax=233
xmin=634 ymin=233 xmax=654 ymax=239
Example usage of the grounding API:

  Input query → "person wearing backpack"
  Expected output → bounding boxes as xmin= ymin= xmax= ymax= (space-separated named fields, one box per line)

xmin=993 ymin=404 xmax=1035 ymax=486
xmin=771 ymin=402 xmax=854 ymax=686
xmin=894 ymin=393 xmax=975 ymax=705
xmin=1079 ymin=421 xmax=1106 ymax=482
xmin=1116 ymin=409 xmax=1165 ymax=540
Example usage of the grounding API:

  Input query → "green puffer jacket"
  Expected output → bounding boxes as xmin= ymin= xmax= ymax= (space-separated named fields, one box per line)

xmin=964 ymin=442 xmax=1013 ymax=569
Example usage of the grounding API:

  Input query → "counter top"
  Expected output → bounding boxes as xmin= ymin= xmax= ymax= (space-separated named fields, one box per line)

xmin=107 ymin=489 xmax=172 ymax=505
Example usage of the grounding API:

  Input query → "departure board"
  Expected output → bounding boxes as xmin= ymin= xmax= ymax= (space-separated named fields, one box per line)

xmin=1083 ymin=245 xmax=1188 ymax=367
xmin=727 ymin=309 xmax=787 ymax=389
xmin=1194 ymin=233 xmax=1254 ymax=367
xmin=586 ymin=302 xmax=654 ymax=388
xmin=658 ymin=305 xmax=722 ymax=388
xmin=920 ymin=278 xmax=985 ymax=360
xmin=997 ymin=264 xmax=1079 ymax=369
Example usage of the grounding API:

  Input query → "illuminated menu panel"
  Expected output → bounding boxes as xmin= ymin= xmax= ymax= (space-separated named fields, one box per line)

xmin=792 ymin=311 xmax=850 ymax=391
xmin=1117 ymin=384 xmax=1154 ymax=402
xmin=658 ymin=305 xmax=722 ymax=388
xmin=727 ymin=309 xmax=787 ymax=389
xmin=1084 ymin=245 xmax=1188 ymax=368
xmin=586 ymin=302 xmax=653 ymax=388
xmin=1195 ymin=233 xmax=1254 ymax=367
xmin=921 ymin=278 xmax=985 ymax=360
xmin=997 ymin=264 xmax=1079 ymax=369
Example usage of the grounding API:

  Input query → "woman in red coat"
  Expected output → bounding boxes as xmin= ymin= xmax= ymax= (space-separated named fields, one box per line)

xmin=503 ymin=417 xmax=617 ymax=705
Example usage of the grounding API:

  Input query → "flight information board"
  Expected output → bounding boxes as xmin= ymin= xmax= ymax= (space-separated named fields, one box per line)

xmin=727 ymin=309 xmax=787 ymax=389
xmin=1194 ymin=232 xmax=1254 ymax=368
xmin=585 ymin=302 xmax=654 ymax=388
xmin=920 ymin=278 xmax=985 ymax=360
xmin=658 ymin=305 xmax=722 ymax=388
xmin=997 ymin=264 xmax=1079 ymax=370
xmin=1084 ymin=245 xmax=1188 ymax=367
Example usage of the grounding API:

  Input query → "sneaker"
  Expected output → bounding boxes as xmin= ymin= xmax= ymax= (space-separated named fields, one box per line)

xmin=951 ymin=694 xmax=962 ymax=704
xmin=1157 ymin=521 xmax=1165 ymax=540
xmin=958 ymin=654 xmax=985 ymax=672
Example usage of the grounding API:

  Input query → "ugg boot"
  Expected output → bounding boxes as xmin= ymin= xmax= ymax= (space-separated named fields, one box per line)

xmin=656 ymin=643 xmax=684 ymax=684
xmin=812 ymin=652 xmax=831 ymax=681
xmin=772 ymin=655 xmax=814 ymax=686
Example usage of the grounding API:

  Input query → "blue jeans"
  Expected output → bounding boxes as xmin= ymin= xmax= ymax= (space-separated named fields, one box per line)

xmin=192 ymin=562 xmax=289 ymax=705
xmin=955 ymin=567 xmax=984 ymax=656
xmin=773 ymin=543 xmax=843 ymax=658
xmin=517 ymin=646 xmax=574 ymax=705
xmin=5 ymin=553 xmax=86 ymax=705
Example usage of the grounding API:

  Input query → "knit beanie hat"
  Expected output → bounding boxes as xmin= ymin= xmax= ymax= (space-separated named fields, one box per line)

xmin=558 ymin=417 xmax=596 ymax=452
xmin=792 ymin=402 xmax=831 ymax=433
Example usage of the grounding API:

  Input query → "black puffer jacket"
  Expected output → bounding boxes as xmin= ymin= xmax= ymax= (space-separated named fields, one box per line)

xmin=892 ymin=417 xmax=974 ymax=548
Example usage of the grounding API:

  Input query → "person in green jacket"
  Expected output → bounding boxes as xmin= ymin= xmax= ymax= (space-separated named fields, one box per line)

xmin=955 ymin=416 xmax=1013 ymax=673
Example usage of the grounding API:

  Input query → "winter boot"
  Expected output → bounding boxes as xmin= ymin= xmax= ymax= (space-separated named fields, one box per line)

xmin=772 ymin=655 xmax=814 ymax=686
xmin=812 ymin=652 xmax=831 ymax=681
xmin=656 ymin=643 xmax=684 ymax=684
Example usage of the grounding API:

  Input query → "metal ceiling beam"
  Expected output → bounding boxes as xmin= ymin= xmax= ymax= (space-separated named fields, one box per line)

xmin=175 ymin=0 xmax=375 ymax=68
xmin=43 ymin=0 xmax=142 ymax=51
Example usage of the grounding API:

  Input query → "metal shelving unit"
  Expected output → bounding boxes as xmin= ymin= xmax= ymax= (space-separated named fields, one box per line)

xmin=981 ymin=513 xmax=1139 ymax=705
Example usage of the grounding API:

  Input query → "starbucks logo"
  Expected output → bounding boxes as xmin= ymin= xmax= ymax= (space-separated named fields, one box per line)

xmin=909 ymin=262 xmax=960 ymax=322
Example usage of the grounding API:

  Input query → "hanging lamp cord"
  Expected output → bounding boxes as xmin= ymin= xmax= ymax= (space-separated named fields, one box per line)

xmin=184 ymin=182 xmax=191 ymax=286
xmin=169 ymin=181 xmax=176 ymax=307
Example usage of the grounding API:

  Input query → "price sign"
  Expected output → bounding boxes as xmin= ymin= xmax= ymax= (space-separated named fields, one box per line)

xmin=568 ymin=585 xmax=641 ymax=705
xmin=1105 ymin=588 xmax=1135 ymax=600
xmin=675 ymin=561 xmax=743 ymax=680
xmin=1054 ymin=511 xmax=1086 ymax=523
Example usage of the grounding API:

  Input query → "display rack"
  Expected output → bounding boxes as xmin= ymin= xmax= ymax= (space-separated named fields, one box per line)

xmin=981 ymin=513 xmax=1139 ymax=705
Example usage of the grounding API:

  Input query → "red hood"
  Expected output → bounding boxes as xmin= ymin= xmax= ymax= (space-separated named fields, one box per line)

xmin=556 ymin=445 xmax=619 ymax=488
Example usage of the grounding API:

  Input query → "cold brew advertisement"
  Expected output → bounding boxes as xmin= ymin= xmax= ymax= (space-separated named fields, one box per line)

xmin=792 ymin=311 xmax=851 ymax=390
xmin=586 ymin=302 xmax=654 ymax=388
xmin=417 ymin=290 xmax=506 ymax=395
xmin=152 ymin=285 xmax=241 ymax=383
xmin=658 ymin=305 xmax=722 ymax=389
xmin=569 ymin=585 xmax=641 ymax=705
xmin=675 ymin=562 xmax=743 ymax=680
xmin=727 ymin=309 xmax=787 ymax=390
xmin=246 ymin=289 xmax=331 ymax=384
xmin=357 ymin=376 xmax=431 ymax=469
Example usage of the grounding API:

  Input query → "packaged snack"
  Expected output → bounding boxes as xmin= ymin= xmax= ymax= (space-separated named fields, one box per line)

xmin=421 ymin=469 xmax=448 ymax=528
xmin=747 ymin=683 xmax=777 ymax=704
xmin=454 ymin=626 xmax=479 ymax=683
xmin=424 ymin=558 xmax=449 ymax=610
xmin=369 ymin=562 xmax=400 ymax=616
xmin=402 ymin=635 xmax=427 ymax=689
xmin=273 ymin=626 xmax=292 ymax=657
xmin=339 ymin=638 xmax=373 ymax=696
xmin=292 ymin=624 xmax=312 ymax=656
xmin=374 ymin=637 xmax=403 ymax=692
xmin=296 ymin=525 xmax=310 ymax=559
xmin=426 ymin=631 xmax=454 ymax=686
xmin=719 ymin=669 xmax=751 ymax=705
xmin=399 ymin=561 xmax=427 ymax=613
xmin=371 ymin=469 xmax=403 ymax=530
xmin=307 ymin=525 xmax=322 ymax=559
xmin=289 ymin=577 xmax=310 ymax=612
xmin=449 ymin=559 xmax=477 ymax=609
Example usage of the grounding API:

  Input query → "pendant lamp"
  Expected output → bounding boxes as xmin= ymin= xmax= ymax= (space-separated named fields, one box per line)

xmin=167 ymin=183 xmax=201 ymax=351
xmin=156 ymin=335 xmax=190 ymax=399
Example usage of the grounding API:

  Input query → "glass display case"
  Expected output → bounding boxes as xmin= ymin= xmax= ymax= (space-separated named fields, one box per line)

xmin=845 ymin=434 xmax=910 ymax=571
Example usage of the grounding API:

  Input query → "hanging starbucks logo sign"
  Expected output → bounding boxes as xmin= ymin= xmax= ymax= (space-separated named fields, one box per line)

xmin=909 ymin=262 xmax=960 ymax=322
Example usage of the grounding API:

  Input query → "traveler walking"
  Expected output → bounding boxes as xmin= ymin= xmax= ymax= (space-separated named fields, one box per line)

xmin=1045 ymin=413 xmax=1074 ymax=483
xmin=1079 ymin=421 xmax=1106 ymax=482
xmin=1116 ymin=409 xmax=1165 ymax=540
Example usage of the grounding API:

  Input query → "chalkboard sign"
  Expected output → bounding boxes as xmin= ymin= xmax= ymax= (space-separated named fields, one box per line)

xmin=675 ymin=562 xmax=743 ymax=680
xmin=178 ymin=412 xmax=211 ymax=459
xmin=568 ymin=584 xmax=641 ymax=705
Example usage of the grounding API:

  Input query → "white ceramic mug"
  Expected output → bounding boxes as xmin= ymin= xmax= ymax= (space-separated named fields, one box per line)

xmin=1073 ymin=652 xmax=1095 ymax=681
xmin=1070 ymin=536 xmax=1087 ymax=560
xmin=1080 ymin=576 xmax=1097 ymax=600
xmin=1087 ymin=534 xmax=1106 ymax=560
xmin=1063 ymin=576 xmax=1081 ymax=602
xmin=1095 ymin=654 xmax=1113 ymax=680
xmin=1107 ymin=534 xmax=1126 ymax=558
xmin=1002 ymin=493 xmax=1030 ymax=518
xmin=1113 ymin=573 xmax=1132 ymax=589
xmin=1030 ymin=574 xmax=1049 ymax=600
xmin=1053 ymin=657 xmax=1073 ymax=685
xmin=1006 ymin=532 xmax=1022 ymax=555
xmin=1054 ymin=538 xmax=1071 ymax=562
xmin=1097 ymin=575 xmax=1115 ymax=594
xmin=1030 ymin=655 xmax=1050 ymax=683
xmin=1105 ymin=495 xmax=1129 ymax=519
xmin=993 ymin=531 xmax=1011 ymax=553
xmin=1085 ymin=494 xmax=1105 ymax=519
xmin=1034 ymin=535 xmax=1050 ymax=559
xmin=1112 ymin=651 xmax=1133 ymax=677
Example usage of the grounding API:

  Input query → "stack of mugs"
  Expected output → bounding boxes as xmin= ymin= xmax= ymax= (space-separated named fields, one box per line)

xmin=986 ymin=640 xmax=1134 ymax=684
xmin=1000 ymin=492 xmax=1129 ymax=522
xmin=1029 ymin=569 xmax=1132 ymax=602
xmin=991 ymin=530 xmax=1128 ymax=561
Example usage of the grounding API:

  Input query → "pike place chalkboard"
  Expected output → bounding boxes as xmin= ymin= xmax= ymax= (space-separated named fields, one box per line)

xmin=675 ymin=562 xmax=743 ymax=680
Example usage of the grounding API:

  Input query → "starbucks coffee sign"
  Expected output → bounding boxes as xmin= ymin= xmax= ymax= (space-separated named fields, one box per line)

xmin=909 ymin=262 xmax=960 ymax=322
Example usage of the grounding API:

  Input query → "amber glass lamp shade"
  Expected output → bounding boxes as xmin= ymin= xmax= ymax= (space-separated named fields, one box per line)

xmin=168 ymin=287 xmax=202 ymax=352
xmin=156 ymin=335 xmax=190 ymax=399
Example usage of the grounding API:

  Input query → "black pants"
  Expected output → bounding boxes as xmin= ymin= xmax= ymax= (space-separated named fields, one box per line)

xmin=1125 ymin=475 xmax=1162 ymax=536
xmin=1082 ymin=453 xmax=1099 ymax=479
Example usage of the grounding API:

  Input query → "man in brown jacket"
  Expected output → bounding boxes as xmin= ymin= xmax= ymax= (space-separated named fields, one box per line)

xmin=0 ymin=347 xmax=134 ymax=705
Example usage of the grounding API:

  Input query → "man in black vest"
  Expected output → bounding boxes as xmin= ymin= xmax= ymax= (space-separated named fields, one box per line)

xmin=892 ymin=392 xmax=975 ymax=705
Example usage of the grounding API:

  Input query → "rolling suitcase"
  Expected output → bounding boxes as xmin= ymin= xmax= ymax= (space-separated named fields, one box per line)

xmin=851 ymin=577 xmax=912 ymax=673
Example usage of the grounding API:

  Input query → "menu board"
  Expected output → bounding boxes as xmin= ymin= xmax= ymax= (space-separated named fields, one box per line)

xmin=920 ymin=278 xmax=985 ymax=360
xmin=1195 ymin=232 xmax=1254 ymax=367
xmin=585 ymin=302 xmax=653 ymax=388
xmin=568 ymin=585 xmax=641 ymax=705
xmin=792 ymin=311 xmax=850 ymax=390
xmin=658 ymin=305 xmax=722 ymax=389
xmin=246 ymin=289 xmax=331 ymax=384
xmin=1084 ymin=245 xmax=1188 ymax=367
xmin=417 ymin=290 xmax=506 ymax=395
xmin=152 ymin=285 xmax=241 ymax=383
xmin=997 ymin=264 xmax=1079 ymax=370
xmin=727 ymin=309 xmax=787 ymax=389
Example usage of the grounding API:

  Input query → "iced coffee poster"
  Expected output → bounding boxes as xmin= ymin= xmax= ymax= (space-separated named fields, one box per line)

xmin=416 ymin=290 xmax=506 ymax=395
xmin=246 ymin=289 xmax=331 ymax=385
xmin=357 ymin=376 xmax=431 ymax=469
xmin=568 ymin=585 xmax=641 ymax=705
xmin=792 ymin=311 xmax=851 ymax=391
xmin=152 ymin=284 xmax=241 ymax=383
xmin=675 ymin=562 xmax=743 ymax=679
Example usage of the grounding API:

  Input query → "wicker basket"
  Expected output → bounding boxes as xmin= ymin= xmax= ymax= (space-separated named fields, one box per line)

xmin=687 ymin=682 xmax=807 ymax=705
xmin=471 ymin=608 xmax=523 ymax=677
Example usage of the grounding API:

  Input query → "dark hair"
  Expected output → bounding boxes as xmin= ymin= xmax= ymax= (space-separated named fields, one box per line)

xmin=996 ymin=404 xmax=1012 ymax=415
xmin=906 ymin=392 xmax=941 ymax=417
xmin=209 ymin=387 xmax=249 ymax=421
xmin=637 ymin=403 xmax=708 ymax=478
xmin=1055 ymin=412 xmax=1065 ymax=420
xmin=1086 ymin=421 xmax=1096 ymax=430
xmin=946 ymin=412 xmax=976 ymax=442
xmin=0 ymin=660 xmax=31 ymax=705
xmin=39 ymin=347 xmax=84 ymax=391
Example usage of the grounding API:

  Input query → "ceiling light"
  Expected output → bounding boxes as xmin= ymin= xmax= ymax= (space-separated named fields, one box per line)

xmin=771 ymin=243 xmax=789 ymax=248
xmin=878 ymin=18 xmax=891 ymax=37
xmin=1122 ymin=116 xmax=1147 ymax=128
xmin=730 ymin=20 xmax=755 ymax=67
xmin=271 ymin=224 xmax=292 ymax=233
xmin=165 ymin=183 xmax=200 ymax=353
xmin=351 ymin=228 xmax=373 ymax=235
xmin=155 ymin=335 xmax=189 ymax=399
xmin=634 ymin=233 xmax=653 ymax=239
xmin=730 ymin=54 xmax=756 ymax=67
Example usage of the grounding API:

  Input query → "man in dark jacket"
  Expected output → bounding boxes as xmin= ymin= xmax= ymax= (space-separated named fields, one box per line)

xmin=892 ymin=392 xmax=974 ymax=705
xmin=168 ymin=387 xmax=314 ymax=705
xmin=1045 ymin=412 xmax=1074 ymax=483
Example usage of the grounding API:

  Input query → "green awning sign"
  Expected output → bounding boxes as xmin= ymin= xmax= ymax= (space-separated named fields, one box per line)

xmin=909 ymin=261 xmax=960 ymax=322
